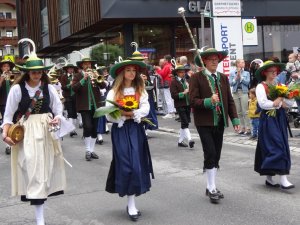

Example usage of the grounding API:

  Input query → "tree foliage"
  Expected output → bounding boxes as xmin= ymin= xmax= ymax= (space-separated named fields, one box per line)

xmin=90 ymin=44 xmax=123 ymax=66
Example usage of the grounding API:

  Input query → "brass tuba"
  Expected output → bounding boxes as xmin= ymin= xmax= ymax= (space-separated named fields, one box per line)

xmin=86 ymin=68 xmax=105 ymax=84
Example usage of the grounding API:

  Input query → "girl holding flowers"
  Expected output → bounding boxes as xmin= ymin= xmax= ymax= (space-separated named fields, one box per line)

xmin=254 ymin=60 xmax=295 ymax=189
xmin=104 ymin=59 xmax=154 ymax=221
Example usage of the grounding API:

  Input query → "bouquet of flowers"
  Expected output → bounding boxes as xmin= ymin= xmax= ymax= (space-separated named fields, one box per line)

xmin=266 ymin=83 xmax=300 ymax=116
xmin=93 ymin=96 xmax=155 ymax=126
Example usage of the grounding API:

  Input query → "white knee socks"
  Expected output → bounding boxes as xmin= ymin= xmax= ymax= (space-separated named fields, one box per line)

xmin=280 ymin=175 xmax=293 ymax=187
xmin=178 ymin=128 xmax=184 ymax=143
xmin=34 ymin=204 xmax=45 ymax=225
xmin=90 ymin=138 xmax=97 ymax=153
xmin=84 ymin=137 xmax=91 ymax=152
xmin=127 ymin=195 xmax=138 ymax=215
xmin=184 ymin=128 xmax=192 ymax=141
xmin=206 ymin=168 xmax=216 ymax=192
xmin=97 ymin=134 xmax=103 ymax=141
xmin=266 ymin=175 xmax=277 ymax=185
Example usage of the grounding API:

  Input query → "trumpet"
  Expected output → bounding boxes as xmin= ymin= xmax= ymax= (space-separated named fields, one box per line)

xmin=86 ymin=68 xmax=105 ymax=84
xmin=1 ymin=71 xmax=14 ymax=82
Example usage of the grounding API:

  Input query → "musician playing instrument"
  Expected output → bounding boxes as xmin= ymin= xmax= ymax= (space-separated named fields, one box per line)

xmin=72 ymin=57 xmax=107 ymax=161
xmin=61 ymin=63 xmax=78 ymax=137
xmin=0 ymin=59 xmax=15 ymax=155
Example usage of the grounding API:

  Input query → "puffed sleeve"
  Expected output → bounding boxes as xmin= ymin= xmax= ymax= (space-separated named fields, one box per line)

xmin=48 ymin=84 xmax=63 ymax=118
xmin=133 ymin=90 xmax=150 ymax=123
xmin=256 ymin=83 xmax=279 ymax=110
xmin=105 ymin=89 xmax=126 ymax=127
xmin=2 ymin=84 xmax=22 ymax=126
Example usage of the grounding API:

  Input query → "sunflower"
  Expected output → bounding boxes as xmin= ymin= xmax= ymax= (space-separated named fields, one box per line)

xmin=119 ymin=96 xmax=139 ymax=110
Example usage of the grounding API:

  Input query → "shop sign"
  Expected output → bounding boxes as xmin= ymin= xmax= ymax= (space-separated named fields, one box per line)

xmin=139 ymin=48 xmax=156 ymax=53
xmin=188 ymin=1 xmax=201 ymax=13
xmin=242 ymin=18 xmax=258 ymax=46
xmin=213 ymin=17 xmax=243 ymax=76
xmin=212 ymin=0 xmax=241 ymax=17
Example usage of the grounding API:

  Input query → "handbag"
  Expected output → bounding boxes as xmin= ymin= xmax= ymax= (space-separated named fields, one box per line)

xmin=7 ymin=83 xmax=44 ymax=143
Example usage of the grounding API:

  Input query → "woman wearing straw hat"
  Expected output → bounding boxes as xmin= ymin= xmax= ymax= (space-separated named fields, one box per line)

xmin=189 ymin=48 xmax=240 ymax=203
xmin=0 ymin=59 xmax=15 ymax=155
xmin=105 ymin=59 xmax=154 ymax=222
xmin=254 ymin=60 xmax=295 ymax=189
xmin=1 ymin=39 xmax=66 ymax=225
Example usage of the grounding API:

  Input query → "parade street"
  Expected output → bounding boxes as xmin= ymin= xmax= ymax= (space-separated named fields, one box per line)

xmin=1 ymin=117 xmax=300 ymax=225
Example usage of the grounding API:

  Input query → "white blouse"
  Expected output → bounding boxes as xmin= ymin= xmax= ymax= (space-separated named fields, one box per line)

xmin=106 ymin=87 xmax=150 ymax=127
xmin=2 ymin=81 xmax=63 ymax=126
xmin=256 ymin=83 xmax=294 ymax=110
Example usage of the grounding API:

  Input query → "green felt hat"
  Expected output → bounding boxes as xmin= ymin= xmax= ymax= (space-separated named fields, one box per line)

xmin=255 ymin=60 xmax=286 ymax=82
xmin=76 ymin=57 xmax=97 ymax=69
xmin=0 ymin=59 xmax=15 ymax=69
xmin=195 ymin=48 xmax=228 ymax=67
xmin=172 ymin=64 xmax=190 ymax=76
xmin=109 ymin=58 xmax=146 ymax=79
xmin=62 ymin=63 xmax=78 ymax=70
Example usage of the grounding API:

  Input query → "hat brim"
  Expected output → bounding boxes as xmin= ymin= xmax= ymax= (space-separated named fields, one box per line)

xmin=76 ymin=60 xmax=97 ymax=69
xmin=109 ymin=60 xmax=147 ymax=79
xmin=128 ymin=56 xmax=147 ymax=61
xmin=62 ymin=65 xmax=78 ymax=70
xmin=15 ymin=64 xmax=53 ymax=71
xmin=255 ymin=63 xmax=286 ymax=82
xmin=172 ymin=68 xmax=190 ymax=75
xmin=195 ymin=51 xmax=228 ymax=67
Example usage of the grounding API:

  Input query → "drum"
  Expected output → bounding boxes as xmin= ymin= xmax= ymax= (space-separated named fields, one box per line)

xmin=7 ymin=124 xmax=24 ymax=143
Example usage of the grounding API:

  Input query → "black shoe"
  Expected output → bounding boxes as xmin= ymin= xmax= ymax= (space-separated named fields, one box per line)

xmin=280 ymin=184 xmax=295 ymax=189
xmin=105 ymin=130 xmax=110 ymax=134
xmin=85 ymin=151 xmax=92 ymax=161
xmin=189 ymin=140 xmax=195 ymax=148
xmin=206 ymin=188 xmax=224 ymax=199
xmin=265 ymin=180 xmax=280 ymax=188
xmin=79 ymin=123 xmax=83 ymax=129
xmin=126 ymin=207 xmax=139 ymax=222
xmin=207 ymin=189 xmax=220 ymax=203
xmin=91 ymin=152 xmax=99 ymax=159
xmin=96 ymin=139 xmax=104 ymax=145
xmin=178 ymin=141 xmax=188 ymax=147
xmin=70 ymin=131 xmax=77 ymax=137
xmin=5 ymin=146 xmax=11 ymax=155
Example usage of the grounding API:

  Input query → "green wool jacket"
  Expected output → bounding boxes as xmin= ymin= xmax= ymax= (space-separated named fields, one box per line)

xmin=189 ymin=70 xmax=239 ymax=127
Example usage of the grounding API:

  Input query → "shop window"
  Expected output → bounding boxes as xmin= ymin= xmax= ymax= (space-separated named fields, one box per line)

xmin=6 ymin=30 xmax=13 ymax=37
xmin=40 ymin=0 xmax=49 ymax=34
xmin=59 ymin=0 xmax=69 ymax=22
xmin=5 ymin=12 xmax=12 ymax=19
xmin=0 ymin=12 xmax=4 ymax=19
xmin=0 ymin=49 xmax=3 ymax=57
xmin=133 ymin=24 xmax=172 ymax=64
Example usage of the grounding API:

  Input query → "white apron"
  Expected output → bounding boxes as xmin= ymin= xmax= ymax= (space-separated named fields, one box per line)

xmin=11 ymin=113 xmax=66 ymax=199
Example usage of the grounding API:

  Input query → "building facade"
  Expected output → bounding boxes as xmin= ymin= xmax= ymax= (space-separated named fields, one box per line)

xmin=16 ymin=0 xmax=300 ymax=65
xmin=0 ymin=0 xmax=18 ymax=59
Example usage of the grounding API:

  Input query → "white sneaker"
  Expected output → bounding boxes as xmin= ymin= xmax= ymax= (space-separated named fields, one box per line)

xmin=162 ymin=114 xmax=173 ymax=119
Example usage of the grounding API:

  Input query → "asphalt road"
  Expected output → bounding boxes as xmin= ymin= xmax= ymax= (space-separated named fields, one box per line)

xmin=0 ymin=121 xmax=300 ymax=225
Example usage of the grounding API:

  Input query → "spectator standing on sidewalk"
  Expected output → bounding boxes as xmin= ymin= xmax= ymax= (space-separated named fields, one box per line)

xmin=189 ymin=48 xmax=240 ymax=203
xmin=157 ymin=55 xmax=176 ymax=118
xmin=170 ymin=63 xmax=195 ymax=148
xmin=229 ymin=59 xmax=251 ymax=135
xmin=254 ymin=60 xmax=295 ymax=189
xmin=248 ymin=88 xmax=261 ymax=140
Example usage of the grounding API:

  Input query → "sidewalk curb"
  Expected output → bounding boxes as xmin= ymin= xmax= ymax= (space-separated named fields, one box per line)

xmin=156 ymin=126 xmax=300 ymax=154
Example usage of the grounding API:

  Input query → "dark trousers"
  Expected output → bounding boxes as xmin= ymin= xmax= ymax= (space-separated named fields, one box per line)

xmin=0 ymin=105 xmax=5 ymax=121
xmin=80 ymin=109 xmax=98 ymax=138
xmin=196 ymin=120 xmax=224 ymax=169
xmin=177 ymin=106 xmax=191 ymax=129
xmin=64 ymin=96 xmax=77 ymax=119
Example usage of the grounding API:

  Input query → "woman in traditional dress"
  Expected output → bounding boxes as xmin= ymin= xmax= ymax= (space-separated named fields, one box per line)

xmin=1 ymin=39 xmax=66 ymax=225
xmin=254 ymin=60 xmax=295 ymax=189
xmin=105 ymin=59 xmax=154 ymax=222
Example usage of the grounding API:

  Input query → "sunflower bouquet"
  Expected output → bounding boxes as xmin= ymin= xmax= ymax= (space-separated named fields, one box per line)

xmin=94 ymin=96 xmax=155 ymax=126
xmin=266 ymin=83 xmax=300 ymax=116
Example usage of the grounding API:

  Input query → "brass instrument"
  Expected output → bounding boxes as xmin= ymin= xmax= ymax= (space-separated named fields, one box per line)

xmin=86 ymin=68 xmax=105 ymax=84
xmin=1 ymin=71 xmax=14 ymax=82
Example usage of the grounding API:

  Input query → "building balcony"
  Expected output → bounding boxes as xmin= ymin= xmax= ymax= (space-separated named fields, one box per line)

xmin=0 ymin=36 xmax=18 ymax=46
xmin=0 ymin=18 xmax=17 ymax=28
